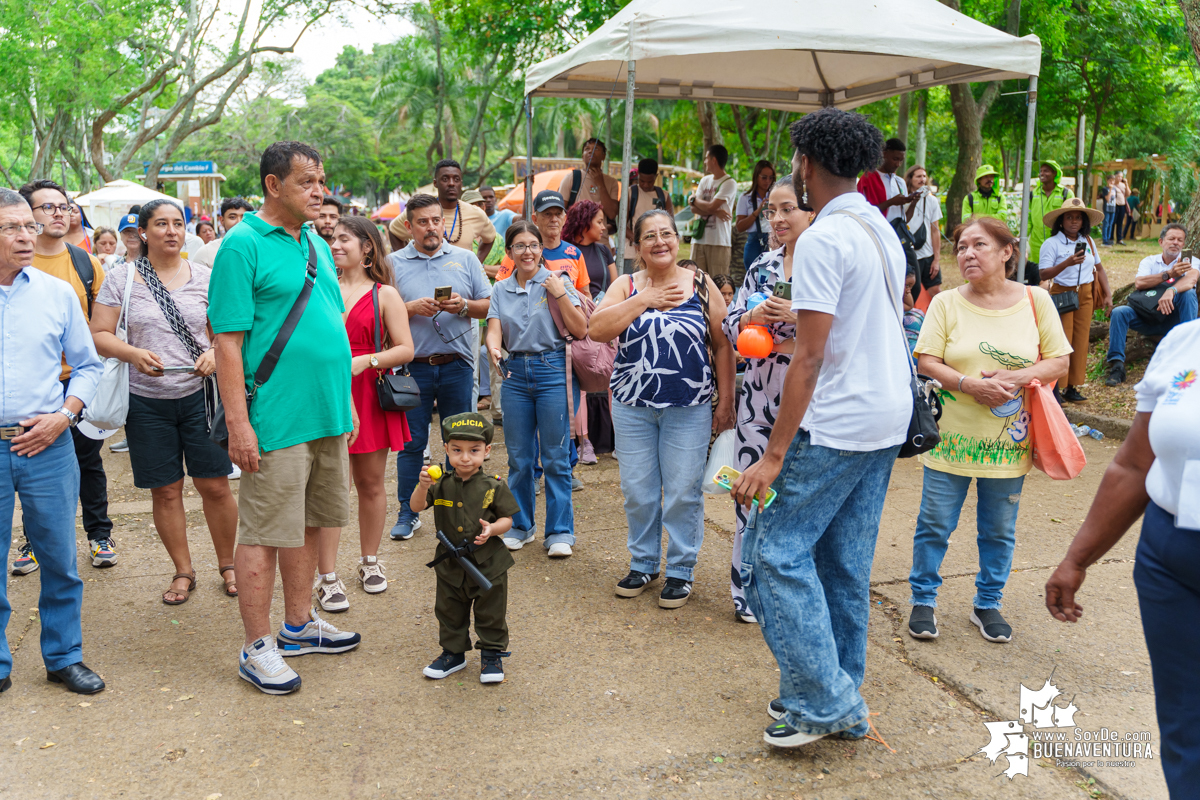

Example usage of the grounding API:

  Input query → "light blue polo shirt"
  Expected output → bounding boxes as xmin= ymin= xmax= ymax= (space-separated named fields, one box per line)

xmin=388 ymin=241 xmax=492 ymax=359
xmin=487 ymin=267 xmax=581 ymax=354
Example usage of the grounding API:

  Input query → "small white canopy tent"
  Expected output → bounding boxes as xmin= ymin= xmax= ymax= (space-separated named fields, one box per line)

xmin=524 ymin=0 xmax=1042 ymax=269
xmin=74 ymin=180 xmax=182 ymax=230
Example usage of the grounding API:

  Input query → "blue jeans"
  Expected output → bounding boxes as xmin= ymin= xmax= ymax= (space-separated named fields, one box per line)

xmin=1 ymin=431 xmax=83 ymax=676
xmin=1102 ymin=205 xmax=1116 ymax=243
xmin=908 ymin=467 xmax=1025 ymax=610
xmin=477 ymin=342 xmax=491 ymax=397
xmin=503 ymin=350 xmax=574 ymax=547
xmin=1134 ymin=500 xmax=1200 ymax=796
xmin=395 ymin=358 xmax=475 ymax=522
xmin=740 ymin=430 xmax=899 ymax=736
xmin=1106 ymin=289 xmax=1198 ymax=363
xmin=613 ymin=401 xmax=711 ymax=581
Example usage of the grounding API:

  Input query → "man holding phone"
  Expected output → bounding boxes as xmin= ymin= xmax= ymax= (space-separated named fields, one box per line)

xmin=387 ymin=194 xmax=492 ymax=541
xmin=857 ymin=138 xmax=918 ymax=222
xmin=1105 ymin=223 xmax=1199 ymax=385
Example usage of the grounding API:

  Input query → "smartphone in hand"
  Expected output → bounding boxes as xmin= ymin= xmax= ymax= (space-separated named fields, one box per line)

xmin=772 ymin=281 xmax=792 ymax=301
xmin=1074 ymin=242 xmax=1087 ymax=256
xmin=434 ymin=285 xmax=452 ymax=301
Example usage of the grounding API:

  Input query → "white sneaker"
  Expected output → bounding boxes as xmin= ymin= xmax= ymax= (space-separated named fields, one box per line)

xmin=503 ymin=531 xmax=534 ymax=551
xmin=228 ymin=464 xmax=241 ymax=480
xmin=547 ymin=543 xmax=572 ymax=558
xmin=276 ymin=609 xmax=362 ymax=656
xmin=357 ymin=556 xmax=388 ymax=594
xmin=314 ymin=573 xmax=350 ymax=612
xmin=239 ymin=636 xmax=301 ymax=695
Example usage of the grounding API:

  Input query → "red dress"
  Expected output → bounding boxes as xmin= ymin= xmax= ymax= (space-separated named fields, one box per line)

xmin=346 ymin=287 xmax=412 ymax=454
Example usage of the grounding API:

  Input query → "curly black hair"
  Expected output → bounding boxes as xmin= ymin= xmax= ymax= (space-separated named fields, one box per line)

xmin=789 ymin=108 xmax=883 ymax=180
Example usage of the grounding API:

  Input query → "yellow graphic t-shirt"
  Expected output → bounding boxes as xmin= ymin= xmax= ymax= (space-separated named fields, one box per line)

xmin=914 ymin=287 xmax=1072 ymax=478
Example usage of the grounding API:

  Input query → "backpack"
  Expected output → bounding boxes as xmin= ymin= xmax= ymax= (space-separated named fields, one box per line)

xmin=65 ymin=243 xmax=95 ymax=317
xmin=545 ymin=276 xmax=617 ymax=394
xmin=628 ymin=184 xmax=668 ymax=229
xmin=889 ymin=217 xmax=919 ymax=276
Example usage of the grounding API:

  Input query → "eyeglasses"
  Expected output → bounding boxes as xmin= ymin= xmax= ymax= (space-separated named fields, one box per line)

xmin=33 ymin=203 xmax=70 ymax=216
xmin=0 ymin=223 xmax=43 ymax=237
xmin=763 ymin=205 xmax=802 ymax=220
xmin=431 ymin=311 xmax=470 ymax=344
xmin=510 ymin=243 xmax=542 ymax=255
xmin=638 ymin=230 xmax=677 ymax=245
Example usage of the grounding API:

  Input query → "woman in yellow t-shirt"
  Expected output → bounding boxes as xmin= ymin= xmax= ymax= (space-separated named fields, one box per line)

xmin=908 ymin=217 xmax=1071 ymax=644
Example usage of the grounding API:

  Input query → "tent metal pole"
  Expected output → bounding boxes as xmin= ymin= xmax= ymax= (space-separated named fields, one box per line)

xmin=615 ymin=59 xmax=636 ymax=269
xmin=525 ymin=96 xmax=534 ymax=221
xmin=1017 ymin=76 xmax=1038 ymax=281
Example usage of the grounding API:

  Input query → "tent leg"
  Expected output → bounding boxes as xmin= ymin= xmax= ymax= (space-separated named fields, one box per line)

xmin=614 ymin=60 xmax=636 ymax=270
xmin=525 ymin=96 xmax=534 ymax=221
xmin=1017 ymin=76 xmax=1038 ymax=281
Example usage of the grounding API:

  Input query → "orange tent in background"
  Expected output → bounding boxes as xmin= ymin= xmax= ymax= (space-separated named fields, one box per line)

xmin=372 ymin=201 xmax=404 ymax=221
xmin=495 ymin=169 xmax=577 ymax=214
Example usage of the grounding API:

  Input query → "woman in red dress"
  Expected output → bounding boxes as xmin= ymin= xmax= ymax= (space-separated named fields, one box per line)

xmin=315 ymin=216 xmax=414 ymax=612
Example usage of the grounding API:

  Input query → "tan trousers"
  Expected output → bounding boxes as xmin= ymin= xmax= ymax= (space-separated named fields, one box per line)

xmin=1051 ymin=280 xmax=1093 ymax=387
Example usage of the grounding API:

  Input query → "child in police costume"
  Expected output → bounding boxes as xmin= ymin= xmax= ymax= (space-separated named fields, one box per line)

xmin=411 ymin=412 xmax=520 ymax=683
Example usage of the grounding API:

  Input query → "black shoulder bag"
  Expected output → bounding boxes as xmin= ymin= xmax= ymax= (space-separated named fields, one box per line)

xmin=209 ymin=236 xmax=319 ymax=449
xmin=834 ymin=210 xmax=942 ymax=458
xmin=372 ymin=284 xmax=421 ymax=412
xmin=66 ymin=243 xmax=96 ymax=317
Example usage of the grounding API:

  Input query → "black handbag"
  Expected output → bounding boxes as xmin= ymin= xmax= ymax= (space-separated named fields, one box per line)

xmin=1050 ymin=240 xmax=1090 ymax=314
xmin=835 ymin=210 xmax=941 ymax=458
xmin=210 ymin=237 xmax=318 ymax=449
xmin=372 ymin=284 xmax=421 ymax=412
xmin=1126 ymin=274 xmax=1179 ymax=324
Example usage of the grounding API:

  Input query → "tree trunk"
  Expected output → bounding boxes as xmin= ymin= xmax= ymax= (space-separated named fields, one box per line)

xmin=731 ymin=105 xmax=755 ymax=162
xmin=696 ymin=101 xmax=723 ymax=158
xmin=1177 ymin=0 xmax=1200 ymax=241
xmin=914 ymin=90 xmax=928 ymax=167
xmin=897 ymin=92 xmax=911 ymax=171
xmin=1084 ymin=101 xmax=1104 ymax=200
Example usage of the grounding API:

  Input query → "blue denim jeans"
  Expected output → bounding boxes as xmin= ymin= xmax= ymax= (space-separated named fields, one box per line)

xmin=395 ymin=358 xmax=475 ymax=522
xmin=0 ymin=431 xmax=83 ymax=676
xmin=613 ymin=401 xmax=711 ymax=581
xmin=740 ymin=430 xmax=899 ymax=736
xmin=1106 ymin=289 xmax=1198 ymax=363
xmin=1102 ymin=205 xmax=1116 ymax=243
xmin=908 ymin=467 xmax=1025 ymax=610
xmin=477 ymin=342 xmax=491 ymax=397
xmin=503 ymin=350 xmax=575 ymax=547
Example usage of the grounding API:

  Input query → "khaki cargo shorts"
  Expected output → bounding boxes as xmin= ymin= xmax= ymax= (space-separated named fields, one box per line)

xmin=237 ymin=435 xmax=350 ymax=548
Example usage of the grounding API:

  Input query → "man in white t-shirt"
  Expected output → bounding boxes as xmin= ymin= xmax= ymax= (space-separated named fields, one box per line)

xmin=733 ymin=108 xmax=911 ymax=750
xmin=688 ymin=145 xmax=738 ymax=276
xmin=857 ymin=138 xmax=916 ymax=223
xmin=191 ymin=198 xmax=254 ymax=269
xmin=904 ymin=165 xmax=943 ymax=300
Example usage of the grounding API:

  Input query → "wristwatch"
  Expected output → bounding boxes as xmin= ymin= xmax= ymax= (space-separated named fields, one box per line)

xmin=369 ymin=355 xmax=379 ymax=368
xmin=1162 ymin=270 xmax=1172 ymax=284
xmin=56 ymin=407 xmax=79 ymax=427
xmin=456 ymin=299 xmax=470 ymax=318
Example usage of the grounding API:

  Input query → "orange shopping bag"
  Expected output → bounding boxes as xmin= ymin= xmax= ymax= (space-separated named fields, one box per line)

xmin=1027 ymin=379 xmax=1086 ymax=480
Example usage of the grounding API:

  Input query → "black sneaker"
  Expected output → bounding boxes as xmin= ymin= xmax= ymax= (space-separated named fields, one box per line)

xmin=768 ymin=699 xmax=785 ymax=720
xmin=1062 ymin=386 xmax=1087 ymax=403
xmin=1105 ymin=361 xmax=1126 ymax=386
xmin=658 ymin=578 xmax=693 ymax=609
xmin=422 ymin=650 xmax=467 ymax=679
xmin=615 ymin=570 xmax=659 ymax=598
xmin=970 ymin=608 xmax=1012 ymax=643
xmin=480 ymin=650 xmax=510 ymax=684
xmin=908 ymin=605 xmax=939 ymax=639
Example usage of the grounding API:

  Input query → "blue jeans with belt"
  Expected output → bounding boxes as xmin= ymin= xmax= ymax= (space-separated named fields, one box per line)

xmin=395 ymin=358 xmax=475 ymax=524
xmin=1134 ymin=500 xmax=1200 ymax=796
xmin=0 ymin=430 xmax=84 ymax=677
xmin=740 ymin=430 xmax=899 ymax=737
xmin=503 ymin=349 xmax=574 ymax=547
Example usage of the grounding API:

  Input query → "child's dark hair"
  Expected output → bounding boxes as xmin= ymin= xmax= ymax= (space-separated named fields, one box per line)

xmin=676 ymin=259 xmax=698 ymax=271
xmin=711 ymin=274 xmax=734 ymax=290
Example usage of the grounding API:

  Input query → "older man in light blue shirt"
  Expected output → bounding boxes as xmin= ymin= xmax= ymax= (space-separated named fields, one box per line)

xmin=0 ymin=188 xmax=104 ymax=695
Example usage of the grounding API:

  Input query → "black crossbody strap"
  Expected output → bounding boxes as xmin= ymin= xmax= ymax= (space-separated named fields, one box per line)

xmin=372 ymin=283 xmax=382 ymax=354
xmin=249 ymin=235 xmax=318 ymax=399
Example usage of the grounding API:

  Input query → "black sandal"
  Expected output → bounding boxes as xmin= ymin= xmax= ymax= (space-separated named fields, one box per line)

xmin=218 ymin=565 xmax=237 ymax=597
xmin=162 ymin=571 xmax=196 ymax=605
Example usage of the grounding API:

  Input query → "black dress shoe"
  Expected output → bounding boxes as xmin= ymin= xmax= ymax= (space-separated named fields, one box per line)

xmin=46 ymin=663 xmax=105 ymax=694
xmin=0 ymin=675 xmax=11 ymax=693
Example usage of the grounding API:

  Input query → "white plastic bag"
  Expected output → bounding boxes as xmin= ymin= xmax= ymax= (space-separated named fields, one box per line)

xmin=701 ymin=429 xmax=738 ymax=495
xmin=83 ymin=265 xmax=133 ymax=430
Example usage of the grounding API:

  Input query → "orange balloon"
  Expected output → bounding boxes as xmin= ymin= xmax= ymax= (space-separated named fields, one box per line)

xmin=737 ymin=325 xmax=774 ymax=358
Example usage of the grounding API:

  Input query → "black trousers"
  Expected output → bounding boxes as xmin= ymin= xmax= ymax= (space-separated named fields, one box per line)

xmin=61 ymin=378 xmax=112 ymax=542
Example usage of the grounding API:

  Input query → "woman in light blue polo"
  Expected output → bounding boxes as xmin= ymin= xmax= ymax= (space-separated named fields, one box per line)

xmin=485 ymin=220 xmax=587 ymax=557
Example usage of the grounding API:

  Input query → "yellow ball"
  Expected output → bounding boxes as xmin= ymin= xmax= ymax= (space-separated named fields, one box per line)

xmin=427 ymin=465 xmax=443 ymax=480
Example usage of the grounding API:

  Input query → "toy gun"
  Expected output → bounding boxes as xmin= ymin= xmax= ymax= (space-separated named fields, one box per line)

xmin=425 ymin=530 xmax=493 ymax=591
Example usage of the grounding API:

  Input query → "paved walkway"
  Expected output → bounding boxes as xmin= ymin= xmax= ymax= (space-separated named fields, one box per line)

xmin=1 ymin=429 xmax=1165 ymax=799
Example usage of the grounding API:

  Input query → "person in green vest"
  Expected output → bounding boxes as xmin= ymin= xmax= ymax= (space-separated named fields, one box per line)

xmin=965 ymin=164 xmax=1008 ymax=221
xmin=1022 ymin=160 xmax=1073 ymax=284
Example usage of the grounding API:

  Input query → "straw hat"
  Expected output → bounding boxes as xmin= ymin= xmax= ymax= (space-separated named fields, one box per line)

xmin=1042 ymin=197 xmax=1103 ymax=227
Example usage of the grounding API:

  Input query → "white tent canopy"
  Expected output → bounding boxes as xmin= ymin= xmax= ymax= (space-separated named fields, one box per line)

xmin=74 ymin=180 xmax=182 ymax=230
xmin=524 ymin=0 xmax=1043 ymax=267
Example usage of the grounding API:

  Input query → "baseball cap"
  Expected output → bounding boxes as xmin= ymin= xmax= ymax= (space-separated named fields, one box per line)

xmin=533 ymin=190 xmax=566 ymax=213
xmin=441 ymin=412 xmax=494 ymax=445
xmin=117 ymin=214 xmax=139 ymax=232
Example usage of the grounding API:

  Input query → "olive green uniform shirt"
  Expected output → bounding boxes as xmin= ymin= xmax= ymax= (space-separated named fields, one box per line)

xmin=427 ymin=470 xmax=520 ymax=588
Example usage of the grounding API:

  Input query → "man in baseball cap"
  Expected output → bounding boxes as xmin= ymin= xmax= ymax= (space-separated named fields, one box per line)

xmin=495 ymin=191 xmax=588 ymax=292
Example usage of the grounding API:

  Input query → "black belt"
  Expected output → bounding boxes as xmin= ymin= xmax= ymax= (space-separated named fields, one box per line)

xmin=0 ymin=426 xmax=32 ymax=440
xmin=412 ymin=354 xmax=461 ymax=366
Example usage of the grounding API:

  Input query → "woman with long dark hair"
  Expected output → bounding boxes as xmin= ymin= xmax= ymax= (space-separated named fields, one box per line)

xmin=313 ymin=216 xmax=415 ymax=612
xmin=89 ymin=199 xmax=239 ymax=604
xmin=735 ymin=160 xmax=776 ymax=269
xmin=562 ymin=199 xmax=616 ymax=300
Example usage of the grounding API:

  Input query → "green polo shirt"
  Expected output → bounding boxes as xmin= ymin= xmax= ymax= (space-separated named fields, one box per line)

xmin=1027 ymin=184 xmax=1074 ymax=260
xmin=208 ymin=212 xmax=352 ymax=452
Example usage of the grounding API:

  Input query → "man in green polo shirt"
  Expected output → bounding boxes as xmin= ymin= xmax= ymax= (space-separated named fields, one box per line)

xmin=210 ymin=140 xmax=361 ymax=696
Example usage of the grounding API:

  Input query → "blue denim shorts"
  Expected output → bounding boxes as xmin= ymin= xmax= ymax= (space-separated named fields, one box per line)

xmin=126 ymin=389 xmax=232 ymax=489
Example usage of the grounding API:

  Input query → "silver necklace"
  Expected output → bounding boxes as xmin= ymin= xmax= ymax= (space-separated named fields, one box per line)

xmin=159 ymin=261 xmax=185 ymax=289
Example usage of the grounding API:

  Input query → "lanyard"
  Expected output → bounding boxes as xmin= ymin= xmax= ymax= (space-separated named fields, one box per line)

xmin=445 ymin=203 xmax=460 ymax=241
